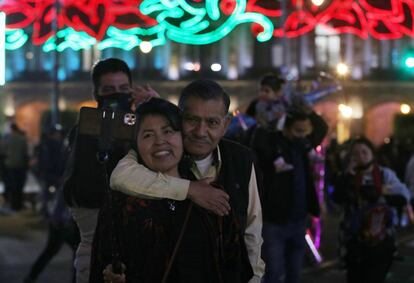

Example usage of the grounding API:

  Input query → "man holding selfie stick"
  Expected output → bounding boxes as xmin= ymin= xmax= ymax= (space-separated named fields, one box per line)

xmin=63 ymin=58 xmax=138 ymax=283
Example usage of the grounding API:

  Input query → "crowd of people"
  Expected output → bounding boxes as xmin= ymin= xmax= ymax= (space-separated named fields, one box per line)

xmin=0 ymin=57 xmax=413 ymax=283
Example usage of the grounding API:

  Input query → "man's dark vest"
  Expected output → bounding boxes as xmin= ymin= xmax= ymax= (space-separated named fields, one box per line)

xmin=215 ymin=139 xmax=254 ymax=282
xmin=216 ymin=139 xmax=253 ymax=231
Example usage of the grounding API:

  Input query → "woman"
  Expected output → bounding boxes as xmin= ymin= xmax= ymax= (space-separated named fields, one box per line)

xmin=89 ymin=98 xmax=248 ymax=283
xmin=332 ymin=137 xmax=412 ymax=283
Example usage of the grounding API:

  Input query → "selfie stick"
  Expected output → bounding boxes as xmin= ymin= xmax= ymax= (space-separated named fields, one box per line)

xmin=97 ymin=108 xmax=123 ymax=274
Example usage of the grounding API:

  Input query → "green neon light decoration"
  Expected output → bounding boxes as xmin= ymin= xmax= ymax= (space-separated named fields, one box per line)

xmin=43 ymin=28 xmax=96 ymax=52
xmin=206 ymin=0 xmax=220 ymax=20
xmin=140 ymin=0 xmax=273 ymax=45
xmin=98 ymin=26 xmax=166 ymax=50
xmin=5 ymin=29 xmax=28 ymax=50
xmin=40 ymin=26 xmax=166 ymax=52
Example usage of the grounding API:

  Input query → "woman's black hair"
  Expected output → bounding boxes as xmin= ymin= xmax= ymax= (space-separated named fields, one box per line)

xmin=135 ymin=97 xmax=182 ymax=134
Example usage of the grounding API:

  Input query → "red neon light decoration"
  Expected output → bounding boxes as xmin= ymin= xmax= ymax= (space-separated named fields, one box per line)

xmin=1 ymin=0 xmax=414 ymax=46
xmin=1 ymin=0 xmax=157 ymax=45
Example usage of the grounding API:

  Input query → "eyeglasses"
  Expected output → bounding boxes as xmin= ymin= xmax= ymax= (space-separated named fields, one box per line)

xmin=183 ymin=114 xmax=229 ymax=129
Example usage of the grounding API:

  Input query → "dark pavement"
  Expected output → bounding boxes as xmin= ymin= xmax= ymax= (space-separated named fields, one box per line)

xmin=0 ymin=209 xmax=73 ymax=283
xmin=0 ymin=192 xmax=413 ymax=283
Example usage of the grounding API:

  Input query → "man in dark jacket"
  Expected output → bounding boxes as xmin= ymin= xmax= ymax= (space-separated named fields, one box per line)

xmin=252 ymin=106 xmax=328 ymax=283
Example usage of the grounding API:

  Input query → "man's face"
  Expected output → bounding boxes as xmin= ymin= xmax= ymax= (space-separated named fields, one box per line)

xmin=97 ymin=71 xmax=132 ymax=97
xmin=285 ymin=119 xmax=313 ymax=140
xmin=181 ymin=97 xmax=231 ymax=160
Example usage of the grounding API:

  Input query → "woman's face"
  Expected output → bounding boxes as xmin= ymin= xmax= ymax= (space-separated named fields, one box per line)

xmin=137 ymin=114 xmax=183 ymax=177
xmin=351 ymin=143 xmax=374 ymax=168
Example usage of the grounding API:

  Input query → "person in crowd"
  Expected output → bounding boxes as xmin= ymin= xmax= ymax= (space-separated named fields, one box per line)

xmin=1 ymin=123 xmax=29 ymax=211
xmin=245 ymin=73 xmax=287 ymax=128
xmin=102 ymin=79 xmax=264 ymax=283
xmin=36 ymin=125 xmax=65 ymax=217
xmin=62 ymin=59 xmax=229 ymax=283
xmin=62 ymin=57 xmax=156 ymax=283
xmin=243 ymin=73 xmax=291 ymax=148
xmin=332 ymin=137 xmax=412 ymax=283
xmin=251 ymin=103 xmax=328 ymax=283
xmin=23 ymin=188 xmax=79 ymax=283
xmin=404 ymin=152 xmax=414 ymax=208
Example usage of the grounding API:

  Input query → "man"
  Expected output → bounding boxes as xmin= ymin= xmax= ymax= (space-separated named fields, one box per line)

xmin=63 ymin=59 xmax=229 ymax=283
xmin=1 ymin=123 xmax=28 ymax=211
xmin=252 ymin=106 xmax=328 ymax=283
xmin=105 ymin=79 xmax=265 ymax=283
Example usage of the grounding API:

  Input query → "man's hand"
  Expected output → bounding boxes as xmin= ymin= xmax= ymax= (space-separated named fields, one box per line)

xmin=130 ymin=84 xmax=159 ymax=111
xmin=103 ymin=263 xmax=126 ymax=283
xmin=188 ymin=178 xmax=231 ymax=216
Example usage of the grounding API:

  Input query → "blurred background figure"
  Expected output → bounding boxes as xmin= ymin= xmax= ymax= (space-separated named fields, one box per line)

xmin=332 ymin=137 xmax=412 ymax=283
xmin=35 ymin=124 xmax=65 ymax=218
xmin=252 ymin=100 xmax=328 ymax=283
xmin=0 ymin=123 xmax=29 ymax=211
xmin=245 ymin=73 xmax=287 ymax=130
xmin=23 ymin=188 xmax=79 ymax=283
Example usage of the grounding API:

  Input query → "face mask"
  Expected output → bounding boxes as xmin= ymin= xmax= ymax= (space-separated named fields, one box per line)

xmin=97 ymin=92 xmax=132 ymax=111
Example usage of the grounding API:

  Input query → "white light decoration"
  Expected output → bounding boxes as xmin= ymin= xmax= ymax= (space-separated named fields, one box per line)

xmin=183 ymin=62 xmax=195 ymax=71
xmin=59 ymin=97 xmax=67 ymax=111
xmin=0 ymin=12 xmax=5 ymax=86
xmin=338 ymin=104 xmax=353 ymax=119
xmin=4 ymin=97 xmax=14 ymax=116
xmin=311 ymin=0 xmax=325 ymax=6
xmin=139 ymin=41 xmax=153 ymax=53
xmin=336 ymin=62 xmax=349 ymax=77
xmin=405 ymin=58 xmax=414 ymax=68
xmin=400 ymin=104 xmax=411 ymax=114
xmin=211 ymin=63 xmax=222 ymax=72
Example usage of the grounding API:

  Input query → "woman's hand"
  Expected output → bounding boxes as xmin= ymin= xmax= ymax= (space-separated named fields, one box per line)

xmin=103 ymin=263 xmax=126 ymax=283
